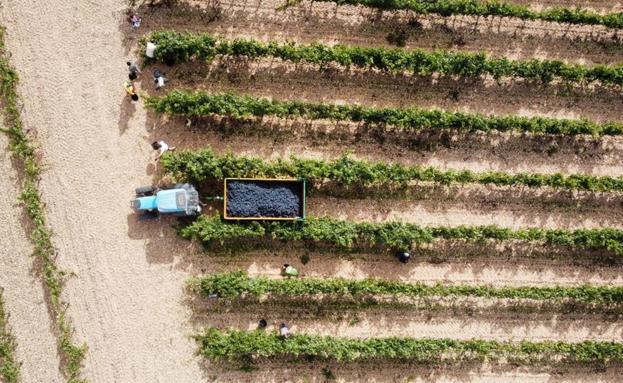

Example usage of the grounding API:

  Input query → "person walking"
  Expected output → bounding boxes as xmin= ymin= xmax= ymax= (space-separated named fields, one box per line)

xmin=127 ymin=60 xmax=141 ymax=80
xmin=124 ymin=81 xmax=139 ymax=101
xmin=152 ymin=140 xmax=176 ymax=161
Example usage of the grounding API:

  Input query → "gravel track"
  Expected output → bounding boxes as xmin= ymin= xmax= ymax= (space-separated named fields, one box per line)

xmin=0 ymin=132 xmax=62 ymax=382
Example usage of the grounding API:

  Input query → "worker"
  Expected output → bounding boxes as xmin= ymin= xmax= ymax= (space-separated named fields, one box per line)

xmin=281 ymin=264 xmax=299 ymax=278
xmin=124 ymin=81 xmax=139 ymax=101
xmin=152 ymin=140 xmax=176 ymax=161
xmin=279 ymin=323 xmax=290 ymax=339
xmin=153 ymin=69 xmax=166 ymax=89
xmin=130 ymin=14 xmax=141 ymax=29
xmin=127 ymin=60 xmax=141 ymax=80
xmin=396 ymin=251 xmax=411 ymax=264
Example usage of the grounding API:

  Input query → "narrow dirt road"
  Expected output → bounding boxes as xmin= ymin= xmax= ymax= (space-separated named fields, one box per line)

xmin=196 ymin=311 xmax=623 ymax=343
xmin=0 ymin=132 xmax=62 ymax=383
xmin=0 ymin=1 xmax=204 ymax=382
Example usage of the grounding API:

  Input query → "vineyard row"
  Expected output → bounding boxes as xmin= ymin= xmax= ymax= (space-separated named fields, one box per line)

xmin=145 ymin=31 xmax=623 ymax=86
xmin=0 ymin=289 xmax=18 ymax=383
xmin=162 ymin=148 xmax=623 ymax=193
xmin=197 ymin=328 xmax=623 ymax=364
xmin=146 ymin=91 xmax=623 ymax=137
xmin=191 ymin=271 xmax=623 ymax=306
xmin=278 ymin=0 xmax=623 ymax=29
xmin=180 ymin=215 xmax=623 ymax=256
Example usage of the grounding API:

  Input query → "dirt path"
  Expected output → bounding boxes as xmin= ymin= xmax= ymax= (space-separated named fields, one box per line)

xmin=0 ymin=133 xmax=62 ymax=382
xmin=513 ymin=0 xmax=621 ymax=12
xmin=161 ymin=60 xmax=623 ymax=123
xmin=136 ymin=0 xmax=623 ymax=65
xmin=195 ymin=310 xmax=623 ymax=343
xmin=0 ymin=1 xmax=205 ymax=382
xmin=196 ymin=250 xmax=623 ymax=287
xmin=153 ymin=116 xmax=623 ymax=177
xmin=183 ymin=366 xmax=623 ymax=383
xmin=308 ymin=195 xmax=623 ymax=230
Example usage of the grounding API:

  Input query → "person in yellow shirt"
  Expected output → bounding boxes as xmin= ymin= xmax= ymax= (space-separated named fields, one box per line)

xmin=124 ymin=81 xmax=139 ymax=101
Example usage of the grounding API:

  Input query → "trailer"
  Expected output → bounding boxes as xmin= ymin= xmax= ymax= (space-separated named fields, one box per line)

xmin=223 ymin=178 xmax=306 ymax=221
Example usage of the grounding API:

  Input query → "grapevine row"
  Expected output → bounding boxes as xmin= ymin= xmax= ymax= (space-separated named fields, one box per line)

xmin=190 ymin=271 xmax=623 ymax=306
xmin=279 ymin=0 xmax=623 ymax=29
xmin=181 ymin=215 xmax=623 ymax=256
xmin=146 ymin=91 xmax=623 ymax=136
xmin=144 ymin=31 xmax=623 ymax=86
xmin=162 ymin=148 xmax=623 ymax=193
xmin=197 ymin=328 xmax=623 ymax=364
xmin=0 ymin=289 xmax=19 ymax=383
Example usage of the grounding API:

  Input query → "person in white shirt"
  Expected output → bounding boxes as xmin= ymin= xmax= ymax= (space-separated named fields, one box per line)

xmin=279 ymin=323 xmax=290 ymax=339
xmin=152 ymin=141 xmax=175 ymax=161
xmin=153 ymin=69 xmax=167 ymax=90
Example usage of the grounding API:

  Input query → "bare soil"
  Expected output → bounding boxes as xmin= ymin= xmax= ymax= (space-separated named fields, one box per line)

xmin=192 ymin=363 xmax=623 ymax=383
xmin=152 ymin=59 xmax=623 ymax=123
xmin=190 ymin=248 xmax=623 ymax=287
xmin=513 ymin=0 xmax=622 ymax=13
xmin=308 ymin=195 xmax=623 ymax=230
xmin=192 ymin=307 xmax=623 ymax=342
xmin=153 ymin=114 xmax=623 ymax=177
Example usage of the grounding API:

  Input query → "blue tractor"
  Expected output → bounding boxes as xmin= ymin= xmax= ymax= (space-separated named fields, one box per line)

xmin=132 ymin=184 xmax=202 ymax=216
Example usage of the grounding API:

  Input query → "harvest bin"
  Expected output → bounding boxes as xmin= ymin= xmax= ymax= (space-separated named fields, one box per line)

xmin=223 ymin=178 xmax=306 ymax=221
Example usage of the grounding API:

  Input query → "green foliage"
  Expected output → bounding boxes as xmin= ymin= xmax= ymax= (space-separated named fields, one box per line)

xmin=144 ymin=31 xmax=623 ymax=86
xmin=0 ymin=290 xmax=19 ymax=383
xmin=0 ymin=27 xmax=87 ymax=383
xmin=162 ymin=147 xmax=623 ymax=193
xmin=279 ymin=0 xmax=623 ymax=29
xmin=196 ymin=328 xmax=623 ymax=364
xmin=146 ymin=91 xmax=623 ymax=137
xmin=180 ymin=215 xmax=623 ymax=256
xmin=190 ymin=271 xmax=623 ymax=307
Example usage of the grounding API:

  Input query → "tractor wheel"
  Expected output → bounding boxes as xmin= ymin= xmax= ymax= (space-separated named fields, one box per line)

xmin=135 ymin=185 xmax=155 ymax=196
